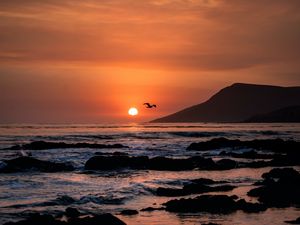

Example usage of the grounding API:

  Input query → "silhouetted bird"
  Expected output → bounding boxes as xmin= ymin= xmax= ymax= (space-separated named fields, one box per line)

xmin=144 ymin=103 xmax=157 ymax=108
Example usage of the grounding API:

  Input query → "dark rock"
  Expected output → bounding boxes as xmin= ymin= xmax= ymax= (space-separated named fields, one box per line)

xmin=65 ymin=207 xmax=80 ymax=218
xmin=0 ymin=157 xmax=74 ymax=173
xmin=4 ymin=213 xmax=62 ymax=225
xmin=148 ymin=157 xmax=194 ymax=171
xmin=285 ymin=217 xmax=300 ymax=224
xmin=262 ymin=167 xmax=300 ymax=180
xmin=4 ymin=213 xmax=126 ymax=225
xmin=187 ymin=138 xmax=241 ymax=151
xmin=68 ymin=213 xmax=126 ymax=225
xmin=190 ymin=156 xmax=216 ymax=170
xmin=84 ymin=155 xmax=218 ymax=171
xmin=6 ymin=141 xmax=128 ymax=150
xmin=236 ymin=199 xmax=267 ymax=213
xmin=219 ymin=150 xmax=275 ymax=159
xmin=85 ymin=155 xmax=149 ymax=170
xmin=248 ymin=168 xmax=300 ymax=207
xmin=119 ymin=209 xmax=138 ymax=215
xmin=215 ymin=159 xmax=237 ymax=170
xmin=202 ymin=223 xmax=221 ymax=225
xmin=140 ymin=207 xmax=165 ymax=212
xmin=164 ymin=194 xmax=266 ymax=213
xmin=187 ymin=138 xmax=300 ymax=153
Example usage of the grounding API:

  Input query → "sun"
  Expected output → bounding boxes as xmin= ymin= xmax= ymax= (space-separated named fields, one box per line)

xmin=128 ymin=107 xmax=138 ymax=116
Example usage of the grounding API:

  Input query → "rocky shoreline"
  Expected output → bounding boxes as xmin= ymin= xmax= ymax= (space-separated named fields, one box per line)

xmin=1 ymin=138 xmax=300 ymax=225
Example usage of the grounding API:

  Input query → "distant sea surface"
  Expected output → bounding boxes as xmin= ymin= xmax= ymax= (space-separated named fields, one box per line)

xmin=0 ymin=123 xmax=300 ymax=225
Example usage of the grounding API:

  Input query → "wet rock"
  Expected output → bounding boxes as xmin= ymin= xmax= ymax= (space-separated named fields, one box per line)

xmin=148 ymin=157 xmax=195 ymax=171
xmin=85 ymin=155 xmax=149 ymax=170
xmin=68 ymin=213 xmax=126 ymax=225
xmin=84 ymin=155 xmax=217 ymax=171
xmin=156 ymin=181 xmax=236 ymax=197
xmin=6 ymin=141 xmax=128 ymax=150
xmin=248 ymin=168 xmax=300 ymax=207
xmin=262 ymin=167 xmax=300 ymax=180
xmin=140 ymin=207 xmax=165 ymax=212
xmin=65 ymin=207 xmax=80 ymax=218
xmin=202 ymin=223 xmax=221 ymax=225
xmin=189 ymin=156 xmax=216 ymax=170
xmin=219 ymin=150 xmax=275 ymax=159
xmin=215 ymin=159 xmax=237 ymax=170
xmin=269 ymin=153 xmax=300 ymax=166
xmin=187 ymin=138 xmax=300 ymax=153
xmin=164 ymin=194 xmax=266 ymax=213
xmin=119 ymin=209 xmax=138 ymax=215
xmin=4 ymin=213 xmax=126 ymax=225
xmin=285 ymin=217 xmax=300 ymax=224
xmin=4 ymin=213 xmax=61 ymax=225
xmin=0 ymin=157 xmax=74 ymax=173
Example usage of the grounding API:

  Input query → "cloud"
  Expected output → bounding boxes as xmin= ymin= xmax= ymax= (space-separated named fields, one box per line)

xmin=0 ymin=0 xmax=300 ymax=70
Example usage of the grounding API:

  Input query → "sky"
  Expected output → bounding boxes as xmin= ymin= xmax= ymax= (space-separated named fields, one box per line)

xmin=0 ymin=0 xmax=300 ymax=123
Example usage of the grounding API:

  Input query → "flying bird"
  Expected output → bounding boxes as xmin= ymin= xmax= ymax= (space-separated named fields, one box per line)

xmin=143 ymin=103 xmax=157 ymax=108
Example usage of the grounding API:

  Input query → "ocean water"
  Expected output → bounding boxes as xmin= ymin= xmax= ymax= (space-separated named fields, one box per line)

xmin=0 ymin=123 xmax=299 ymax=225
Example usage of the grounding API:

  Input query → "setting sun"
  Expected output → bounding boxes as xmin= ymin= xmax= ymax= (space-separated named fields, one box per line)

xmin=128 ymin=107 xmax=138 ymax=116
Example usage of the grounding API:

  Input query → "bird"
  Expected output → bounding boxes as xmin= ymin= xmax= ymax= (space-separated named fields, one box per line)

xmin=143 ymin=103 xmax=157 ymax=108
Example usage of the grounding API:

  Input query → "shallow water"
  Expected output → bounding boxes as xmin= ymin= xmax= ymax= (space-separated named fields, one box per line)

xmin=0 ymin=123 xmax=300 ymax=224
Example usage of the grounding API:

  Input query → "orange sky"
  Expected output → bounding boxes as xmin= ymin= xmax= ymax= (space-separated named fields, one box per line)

xmin=1 ymin=0 xmax=300 ymax=123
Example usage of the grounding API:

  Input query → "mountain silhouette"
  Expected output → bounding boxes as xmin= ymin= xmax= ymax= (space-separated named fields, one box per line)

xmin=244 ymin=105 xmax=300 ymax=122
xmin=151 ymin=83 xmax=300 ymax=123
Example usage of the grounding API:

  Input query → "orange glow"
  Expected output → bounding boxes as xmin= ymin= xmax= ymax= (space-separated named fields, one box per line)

xmin=0 ymin=1 xmax=300 ymax=123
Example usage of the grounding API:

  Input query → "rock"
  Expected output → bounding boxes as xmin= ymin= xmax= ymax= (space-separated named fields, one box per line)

xmin=65 ymin=207 xmax=80 ymax=218
xmin=189 ymin=156 xmax=216 ymax=170
xmin=156 ymin=184 xmax=235 ymax=197
xmin=215 ymin=159 xmax=237 ymax=170
xmin=285 ymin=217 xmax=300 ymax=224
xmin=4 ymin=213 xmax=61 ymax=225
xmin=156 ymin=182 xmax=236 ymax=197
xmin=6 ymin=141 xmax=128 ymax=150
xmin=187 ymin=138 xmax=241 ymax=151
xmin=163 ymin=195 xmax=266 ymax=213
xmin=148 ymin=157 xmax=195 ymax=171
xmin=219 ymin=150 xmax=275 ymax=159
xmin=4 ymin=213 xmax=126 ymax=225
xmin=84 ymin=155 xmax=217 ymax=171
xmin=248 ymin=168 xmax=300 ymax=207
xmin=68 ymin=213 xmax=126 ymax=225
xmin=202 ymin=223 xmax=221 ymax=225
xmin=0 ymin=157 xmax=74 ymax=173
xmin=262 ymin=167 xmax=300 ymax=180
xmin=140 ymin=207 xmax=165 ymax=212
xmin=119 ymin=209 xmax=138 ymax=215
xmin=85 ymin=156 xmax=149 ymax=170
xmin=187 ymin=138 xmax=300 ymax=153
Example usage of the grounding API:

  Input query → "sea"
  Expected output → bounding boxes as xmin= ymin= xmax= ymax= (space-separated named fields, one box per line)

xmin=0 ymin=123 xmax=299 ymax=225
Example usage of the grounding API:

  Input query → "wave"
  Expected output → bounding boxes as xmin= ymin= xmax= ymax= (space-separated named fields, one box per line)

xmin=168 ymin=131 xmax=229 ymax=138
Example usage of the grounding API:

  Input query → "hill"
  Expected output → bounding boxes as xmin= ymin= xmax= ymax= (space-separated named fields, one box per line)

xmin=244 ymin=105 xmax=300 ymax=122
xmin=151 ymin=83 xmax=300 ymax=123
